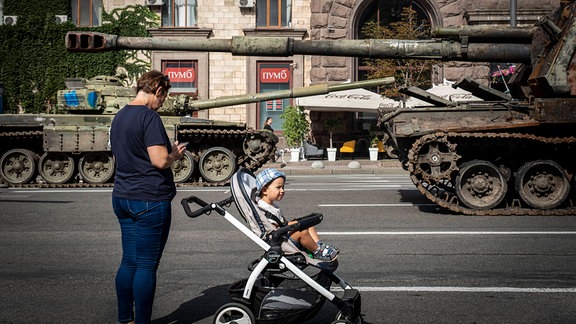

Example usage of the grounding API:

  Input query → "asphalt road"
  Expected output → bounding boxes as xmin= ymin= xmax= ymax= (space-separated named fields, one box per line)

xmin=1 ymin=173 xmax=575 ymax=323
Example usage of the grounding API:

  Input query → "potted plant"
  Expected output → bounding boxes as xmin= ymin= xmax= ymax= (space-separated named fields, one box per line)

xmin=324 ymin=117 xmax=343 ymax=161
xmin=369 ymin=136 xmax=380 ymax=161
xmin=280 ymin=105 xmax=310 ymax=162
xmin=368 ymin=125 xmax=380 ymax=161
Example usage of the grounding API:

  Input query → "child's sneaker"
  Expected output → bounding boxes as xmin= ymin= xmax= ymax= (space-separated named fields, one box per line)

xmin=313 ymin=242 xmax=339 ymax=261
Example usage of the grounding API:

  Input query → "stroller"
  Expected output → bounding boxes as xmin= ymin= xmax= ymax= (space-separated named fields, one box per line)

xmin=181 ymin=168 xmax=362 ymax=324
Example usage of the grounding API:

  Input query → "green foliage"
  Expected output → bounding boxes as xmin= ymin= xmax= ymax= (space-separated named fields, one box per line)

xmin=280 ymin=106 xmax=310 ymax=148
xmin=0 ymin=2 xmax=159 ymax=113
xmin=361 ymin=6 xmax=435 ymax=100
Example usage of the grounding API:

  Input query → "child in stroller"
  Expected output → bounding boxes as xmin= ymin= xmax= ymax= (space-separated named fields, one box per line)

xmin=181 ymin=168 xmax=362 ymax=324
xmin=255 ymin=168 xmax=339 ymax=261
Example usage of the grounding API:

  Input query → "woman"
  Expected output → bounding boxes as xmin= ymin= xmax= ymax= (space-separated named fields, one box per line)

xmin=110 ymin=70 xmax=187 ymax=324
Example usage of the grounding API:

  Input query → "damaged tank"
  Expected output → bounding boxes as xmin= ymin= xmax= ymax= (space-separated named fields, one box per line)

xmin=0 ymin=75 xmax=393 ymax=187
xmin=373 ymin=1 xmax=576 ymax=216
xmin=65 ymin=0 xmax=576 ymax=215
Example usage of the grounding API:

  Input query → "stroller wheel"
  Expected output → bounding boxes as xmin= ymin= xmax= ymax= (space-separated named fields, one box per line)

xmin=213 ymin=302 xmax=255 ymax=324
xmin=333 ymin=311 xmax=363 ymax=324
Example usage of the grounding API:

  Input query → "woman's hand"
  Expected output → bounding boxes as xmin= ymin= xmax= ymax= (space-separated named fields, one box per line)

xmin=148 ymin=141 xmax=187 ymax=169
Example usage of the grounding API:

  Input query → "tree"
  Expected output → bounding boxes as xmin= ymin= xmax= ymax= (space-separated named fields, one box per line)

xmin=361 ymin=6 xmax=435 ymax=100
xmin=0 ymin=3 xmax=157 ymax=114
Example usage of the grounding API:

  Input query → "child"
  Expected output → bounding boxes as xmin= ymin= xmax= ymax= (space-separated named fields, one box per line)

xmin=255 ymin=168 xmax=338 ymax=261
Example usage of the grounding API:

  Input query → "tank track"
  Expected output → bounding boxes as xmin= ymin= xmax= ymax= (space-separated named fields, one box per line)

xmin=406 ymin=131 xmax=576 ymax=216
xmin=1 ymin=129 xmax=276 ymax=188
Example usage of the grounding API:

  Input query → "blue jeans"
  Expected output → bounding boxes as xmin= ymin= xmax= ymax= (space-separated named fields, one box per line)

xmin=112 ymin=197 xmax=172 ymax=324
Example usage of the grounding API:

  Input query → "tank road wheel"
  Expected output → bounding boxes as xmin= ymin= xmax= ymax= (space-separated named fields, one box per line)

xmin=78 ymin=152 xmax=115 ymax=184
xmin=213 ymin=302 xmax=255 ymax=324
xmin=199 ymin=147 xmax=236 ymax=183
xmin=515 ymin=160 xmax=570 ymax=209
xmin=243 ymin=136 xmax=271 ymax=161
xmin=172 ymin=151 xmax=195 ymax=183
xmin=0 ymin=149 xmax=38 ymax=185
xmin=39 ymin=152 xmax=75 ymax=184
xmin=455 ymin=160 xmax=507 ymax=210
xmin=409 ymin=134 xmax=460 ymax=184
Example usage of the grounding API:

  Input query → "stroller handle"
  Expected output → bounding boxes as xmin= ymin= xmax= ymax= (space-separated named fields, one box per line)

xmin=181 ymin=195 xmax=234 ymax=218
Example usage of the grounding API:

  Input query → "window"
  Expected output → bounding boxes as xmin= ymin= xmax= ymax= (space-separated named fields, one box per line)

xmin=257 ymin=62 xmax=293 ymax=130
xmin=357 ymin=0 xmax=429 ymax=82
xmin=256 ymin=0 xmax=291 ymax=27
xmin=162 ymin=0 xmax=197 ymax=27
xmin=162 ymin=60 xmax=198 ymax=115
xmin=71 ymin=0 xmax=101 ymax=27
xmin=162 ymin=60 xmax=198 ymax=93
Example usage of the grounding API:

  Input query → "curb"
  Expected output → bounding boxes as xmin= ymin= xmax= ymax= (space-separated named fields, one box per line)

xmin=262 ymin=159 xmax=408 ymax=175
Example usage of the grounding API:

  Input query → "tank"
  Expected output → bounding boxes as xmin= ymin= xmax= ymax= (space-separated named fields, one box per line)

xmin=0 ymin=76 xmax=393 ymax=187
xmin=373 ymin=1 xmax=576 ymax=216
xmin=64 ymin=0 xmax=576 ymax=215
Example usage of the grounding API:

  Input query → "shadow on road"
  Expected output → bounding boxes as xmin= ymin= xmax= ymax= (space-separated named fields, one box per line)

xmin=152 ymin=284 xmax=231 ymax=324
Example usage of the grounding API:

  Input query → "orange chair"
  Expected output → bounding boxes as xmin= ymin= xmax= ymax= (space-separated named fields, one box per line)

xmin=338 ymin=140 xmax=356 ymax=159
xmin=377 ymin=139 xmax=385 ymax=153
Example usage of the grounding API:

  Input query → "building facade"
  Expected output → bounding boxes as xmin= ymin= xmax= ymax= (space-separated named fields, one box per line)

xmin=2 ymin=0 xmax=561 ymax=145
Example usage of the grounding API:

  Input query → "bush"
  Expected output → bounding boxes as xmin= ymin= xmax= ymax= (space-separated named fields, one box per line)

xmin=280 ymin=105 xmax=309 ymax=148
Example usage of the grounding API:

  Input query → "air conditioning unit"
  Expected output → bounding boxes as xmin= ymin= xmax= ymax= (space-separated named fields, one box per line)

xmin=238 ymin=0 xmax=255 ymax=8
xmin=146 ymin=0 xmax=164 ymax=6
xmin=3 ymin=16 xmax=18 ymax=26
xmin=55 ymin=15 xmax=68 ymax=24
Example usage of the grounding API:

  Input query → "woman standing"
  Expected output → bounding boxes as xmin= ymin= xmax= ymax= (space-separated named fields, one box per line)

xmin=110 ymin=70 xmax=187 ymax=324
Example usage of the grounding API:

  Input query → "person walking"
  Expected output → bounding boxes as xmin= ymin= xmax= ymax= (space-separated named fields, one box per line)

xmin=263 ymin=117 xmax=274 ymax=132
xmin=110 ymin=70 xmax=187 ymax=324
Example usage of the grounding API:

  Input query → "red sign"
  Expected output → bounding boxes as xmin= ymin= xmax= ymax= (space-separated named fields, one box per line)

xmin=165 ymin=67 xmax=196 ymax=83
xmin=260 ymin=68 xmax=290 ymax=83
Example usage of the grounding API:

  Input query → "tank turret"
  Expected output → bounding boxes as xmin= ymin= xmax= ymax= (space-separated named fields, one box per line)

xmin=0 ymin=76 xmax=393 ymax=187
xmin=65 ymin=1 xmax=576 ymax=215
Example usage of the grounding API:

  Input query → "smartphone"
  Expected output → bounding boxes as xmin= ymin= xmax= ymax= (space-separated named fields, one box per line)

xmin=179 ymin=142 xmax=189 ymax=147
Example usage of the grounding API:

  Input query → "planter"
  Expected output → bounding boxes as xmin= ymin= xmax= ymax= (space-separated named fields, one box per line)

xmin=290 ymin=148 xmax=301 ymax=162
xmin=327 ymin=148 xmax=337 ymax=162
xmin=369 ymin=147 xmax=379 ymax=161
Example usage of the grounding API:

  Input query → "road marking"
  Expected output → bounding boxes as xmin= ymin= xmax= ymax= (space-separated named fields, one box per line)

xmin=319 ymin=203 xmax=433 ymax=207
xmin=319 ymin=231 xmax=576 ymax=235
xmin=288 ymin=186 xmax=408 ymax=191
xmin=8 ymin=188 xmax=229 ymax=193
xmin=332 ymin=287 xmax=576 ymax=293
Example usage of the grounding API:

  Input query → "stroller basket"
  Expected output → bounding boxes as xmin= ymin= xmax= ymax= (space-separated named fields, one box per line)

xmin=181 ymin=167 xmax=362 ymax=324
xmin=228 ymin=272 xmax=330 ymax=324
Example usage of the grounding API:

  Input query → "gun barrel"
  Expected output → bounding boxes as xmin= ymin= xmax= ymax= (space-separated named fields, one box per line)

xmin=187 ymin=77 xmax=395 ymax=110
xmin=431 ymin=26 xmax=534 ymax=41
xmin=66 ymin=32 xmax=532 ymax=63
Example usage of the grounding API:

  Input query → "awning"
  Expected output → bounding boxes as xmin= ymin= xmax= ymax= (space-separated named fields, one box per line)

xmin=295 ymin=83 xmax=482 ymax=112
xmin=295 ymin=88 xmax=400 ymax=113
xmin=405 ymin=83 xmax=482 ymax=107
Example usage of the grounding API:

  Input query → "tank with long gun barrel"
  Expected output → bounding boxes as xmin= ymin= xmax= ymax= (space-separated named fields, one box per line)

xmin=1 ymin=76 xmax=393 ymax=187
xmin=62 ymin=1 xmax=576 ymax=215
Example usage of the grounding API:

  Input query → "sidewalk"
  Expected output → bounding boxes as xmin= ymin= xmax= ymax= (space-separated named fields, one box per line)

xmin=262 ymin=157 xmax=407 ymax=175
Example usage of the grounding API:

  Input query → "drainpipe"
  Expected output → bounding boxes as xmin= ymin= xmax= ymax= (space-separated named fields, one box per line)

xmin=510 ymin=0 xmax=517 ymax=27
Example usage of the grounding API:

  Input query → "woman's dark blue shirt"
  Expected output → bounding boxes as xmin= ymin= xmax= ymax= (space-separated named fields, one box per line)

xmin=110 ymin=105 xmax=176 ymax=201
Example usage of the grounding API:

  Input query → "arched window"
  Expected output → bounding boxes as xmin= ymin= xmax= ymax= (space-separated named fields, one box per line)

xmin=356 ymin=0 xmax=430 ymax=81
